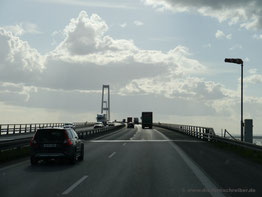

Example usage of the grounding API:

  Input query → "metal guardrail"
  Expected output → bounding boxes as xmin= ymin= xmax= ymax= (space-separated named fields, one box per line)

xmin=77 ymin=124 xmax=125 ymax=139
xmin=0 ymin=123 xmax=64 ymax=136
xmin=74 ymin=122 xmax=95 ymax=128
xmin=154 ymin=123 xmax=262 ymax=152
xmin=0 ymin=137 xmax=33 ymax=150
xmin=154 ymin=123 xmax=215 ymax=141
xmin=0 ymin=122 xmax=95 ymax=136
xmin=0 ymin=124 xmax=125 ymax=151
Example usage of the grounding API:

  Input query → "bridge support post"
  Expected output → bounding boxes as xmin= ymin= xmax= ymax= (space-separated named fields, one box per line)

xmin=101 ymin=85 xmax=110 ymax=121
xmin=244 ymin=119 xmax=253 ymax=143
xmin=197 ymin=127 xmax=199 ymax=138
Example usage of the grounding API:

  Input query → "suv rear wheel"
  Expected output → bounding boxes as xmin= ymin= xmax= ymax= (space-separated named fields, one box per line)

xmin=70 ymin=150 xmax=77 ymax=164
xmin=78 ymin=144 xmax=84 ymax=161
xmin=30 ymin=156 xmax=38 ymax=165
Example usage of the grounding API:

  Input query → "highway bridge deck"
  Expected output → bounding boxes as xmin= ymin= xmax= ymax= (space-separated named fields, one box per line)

xmin=0 ymin=125 xmax=261 ymax=197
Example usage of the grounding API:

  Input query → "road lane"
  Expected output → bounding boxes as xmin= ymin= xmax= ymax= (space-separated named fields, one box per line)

xmin=67 ymin=126 xmax=216 ymax=197
xmin=0 ymin=129 xmax=129 ymax=197
xmin=93 ymin=125 xmax=137 ymax=141
xmin=155 ymin=126 xmax=262 ymax=197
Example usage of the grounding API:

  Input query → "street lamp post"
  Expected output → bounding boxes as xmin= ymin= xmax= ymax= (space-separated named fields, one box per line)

xmin=224 ymin=58 xmax=244 ymax=141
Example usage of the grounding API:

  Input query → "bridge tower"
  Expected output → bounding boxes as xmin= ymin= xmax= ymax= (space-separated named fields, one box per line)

xmin=101 ymin=85 xmax=110 ymax=121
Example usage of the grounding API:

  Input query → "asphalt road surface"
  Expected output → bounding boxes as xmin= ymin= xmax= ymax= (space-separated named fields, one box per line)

xmin=0 ymin=125 xmax=261 ymax=197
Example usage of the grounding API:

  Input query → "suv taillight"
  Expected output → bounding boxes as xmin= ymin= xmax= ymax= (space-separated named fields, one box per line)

xmin=64 ymin=139 xmax=72 ymax=145
xmin=30 ymin=139 xmax=37 ymax=147
xmin=64 ymin=132 xmax=72 ymax=146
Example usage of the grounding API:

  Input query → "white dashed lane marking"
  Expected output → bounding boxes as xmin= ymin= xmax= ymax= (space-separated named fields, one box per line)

xmin=62 ymin=175 xmax=88 ymax=195
xmin=108 ymin=152 xmax=116 ymax=159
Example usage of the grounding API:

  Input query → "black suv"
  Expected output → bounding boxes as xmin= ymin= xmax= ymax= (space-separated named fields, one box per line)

xmin=30 ymin=127 xmax=84 ymax=165
xmin=127 ymin=122 xmax=134 ymax=128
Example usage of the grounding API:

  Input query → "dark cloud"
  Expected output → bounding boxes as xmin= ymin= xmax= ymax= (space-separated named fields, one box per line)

xmin=144 ymin=0 xmax=262 ymax=30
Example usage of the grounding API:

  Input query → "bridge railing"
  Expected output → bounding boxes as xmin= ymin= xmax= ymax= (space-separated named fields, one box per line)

xmin=0 ymin=123 xmax=64 ymax=136
xmin=154 ymin=123 xmax=262 ymax=152
xmin=74 ymin=122 xmax=95 ymax=128
xmin=77 ymin=124 xmax=125 ymax=139
xmin=154 ymin=123 xmax=215 ymax=141
xmin=0 ymin=122 xmax=95 ymax=136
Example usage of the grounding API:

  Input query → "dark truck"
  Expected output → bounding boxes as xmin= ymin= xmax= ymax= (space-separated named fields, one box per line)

xmin=134 ymin=117 xmax=139 ymax=124
xmin=127 ymin=117 xmax=132 ymax=123
xmin=127 ymin=117 xmax=134 ymax=128
xmin=141 ymin=112 xmax=153 ymax=129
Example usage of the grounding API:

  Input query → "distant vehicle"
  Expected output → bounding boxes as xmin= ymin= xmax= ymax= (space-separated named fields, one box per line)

xmin=93 ymin=122 xmax=104 ymax=129
xmin=134 ymin=117 xmax=139 ymax=124
xmin=30 ymin=127 xmax=84 ymax=165
xmin=108 ymin=122 xmax=115 ymax=126
xmin=127 ymin=117 xmax=132 ymax=123
xmin=122 ymin=119 xmax=126 ymax=123
xmin=142 ymin=112 xmax=153 ymax=129
xmin=63 ymin=122 xmax=75 ymax=129
xmin=96 ymin=114 xmax=107 ymax=125
xmin=127 ymin=122 xmax=134 ymax=128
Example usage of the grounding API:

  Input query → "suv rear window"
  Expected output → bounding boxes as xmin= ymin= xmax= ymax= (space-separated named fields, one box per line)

xmin=66 ymin=129 xmax=73 ymax=139
xmin=34 ymin=129 xmax=66 ymax=142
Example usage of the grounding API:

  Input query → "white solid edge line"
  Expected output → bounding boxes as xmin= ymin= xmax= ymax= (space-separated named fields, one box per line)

xmin=108 ymin=152 xmax=116 ymax=158
xmin=62 ymin=175 xmax=88 ymax=195
xmin=87 ymin=140 xmax=204 ymax=143
xmin=154 ymin=129 xmax=225 ymax=197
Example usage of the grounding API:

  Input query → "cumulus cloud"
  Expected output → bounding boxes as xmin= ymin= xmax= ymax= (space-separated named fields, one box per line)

xmin=0 ymin=10 xmax=250 ymax=102
xmin=0 ymin=27 xmax=45 ymax=85
xmin=3 ymin=22 xmax=41 ymax=36
xmin=120 ymin=23 xmax=127 ymax=28
xmin=253 ymin=34 xmax=262 ymax=39
xmin=0 ymin=82 xmax=37 ymax=104
xmin=244 ymin=69 xmax=262 ymax=84
xmin=215 ymin=30 xmax=232 ymax=40
xmin=134 ymin=20 xmax=144 ymax=26
xmin=42 ymin=11 xmax=206 ymax=91
xmin=0 ymin=11 xmax=207 ymax=97
xmin=53 ymin=11 xmax=109 ymax=55
xmin=3 ymin=25 xmax=25 ymax=36
xmin=244 ymin=74 xmax=262 ymax=84
xmin=118 ymin=72 xmax=237 ymax=115
xmin=143 ymin=0 xmax=262 ymax=30
xmin=120 ymin=76 xmax=223 ymax=99
xmin=229 ymin=44 xmax=243 ymax=51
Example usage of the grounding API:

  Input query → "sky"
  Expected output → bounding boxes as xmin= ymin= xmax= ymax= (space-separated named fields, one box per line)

xmin=0 ymin=0 xmax=262 ymax=135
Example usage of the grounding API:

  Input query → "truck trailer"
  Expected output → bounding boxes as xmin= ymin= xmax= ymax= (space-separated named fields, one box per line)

xmin=141 ymin=112 xmax=153 ymax=129
xmin=127 ymin=117 xmax=132 ymax=123
xmin=96 ymin=114 xmax=107 ymax=126
xmin=134 ymin=117 xmax=139 ymax=124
